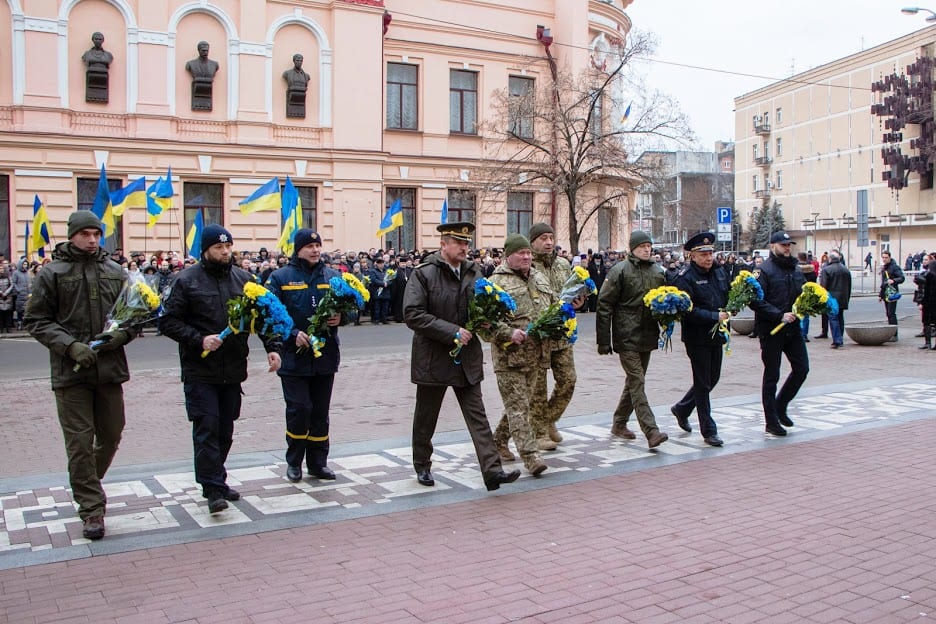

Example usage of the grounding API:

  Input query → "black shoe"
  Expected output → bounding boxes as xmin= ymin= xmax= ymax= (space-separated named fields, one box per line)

xmin=765 ymin=423 xmax=787 ymax=437
xmin=416 ymin=469 xmax=434 ymax=486
xmin=484 ymin=469 xmax=521 ymax=491
xmin=803 ymin=336 xmax=811 ymax=342
xmin=671 ymin=406 xmax=692 ymax=433
xmin=309 ymin=466 xmax=336 ymax=480
xmin=207 ymin=491 xmax=228 ymax=514
xmin=703 ymin=436 xmax=724 ymax=447
xmin=830 ymin=343 xmax=842 ymax=349
xmin=915 ymin=331 xmax=926 ymax=338
xmin=814 ymin=334 xmax=828 ymax=339
xmin=286 ymin=465 xmax=302 ymax=482
xmin=223 ymin=488 xmax=241 ymax=501
xmin=778 ymin=414 xmax=794 ymax=428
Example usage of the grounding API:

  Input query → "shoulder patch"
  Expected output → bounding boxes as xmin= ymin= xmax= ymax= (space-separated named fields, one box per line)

xmin=677 ymin=266 xmax=689 ymax=277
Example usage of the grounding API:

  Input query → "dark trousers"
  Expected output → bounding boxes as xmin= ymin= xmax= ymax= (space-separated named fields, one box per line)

xmin=819 ymin=313 xmax=829 ymax=336
xmin=412 ymin=383 xmax=502 ymax=481
xmin=759 ymin=328 xmax=809 ymax=426
xmin=883 ymin=300 xmax=899 ymax=326
xmin=183 ymin=381 xmax=241 ymax=496
xmin=829 ymin=310 xmax=845 ymax=346
xmin=281 ymin=374 xmax=334 ymax=471
xmin=54 ymin=383 xmax=125 ymax=520
xmin=672 ymin=343 xmax=723 ymax=438
xmin=372 ymin=298 xmax=390 ymax=323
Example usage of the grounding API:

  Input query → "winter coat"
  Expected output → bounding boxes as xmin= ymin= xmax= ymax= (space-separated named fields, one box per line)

xmin=0 ymin=275 xmax=13 ymax=311
xmin=403 ymin=251 xmax=484 ymax=386
xmin=819 ymin=258 xmax=852 ymax=311
xmin=265 ymin=257 xmax=341 ymax=377
xmin=532 ymin=250 xmax=573 ymax=351
xmin=596 ymin=253 xmax=666 ymax=353
xmin=25 ymin=242 xmax=131 ymax=389
xmin=750 ymin=252 xmax=805 ymax=336
xmin=879 ymin=258 xmax=905 ymax=299
xmin=487 ymin=263 xmax=553 ymax=372
xmin=671 ymin=262 xmax=729 ymax=346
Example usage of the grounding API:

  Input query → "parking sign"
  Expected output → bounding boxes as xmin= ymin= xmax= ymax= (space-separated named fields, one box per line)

xmin=717 ymin=207 xmax=731 ymax=224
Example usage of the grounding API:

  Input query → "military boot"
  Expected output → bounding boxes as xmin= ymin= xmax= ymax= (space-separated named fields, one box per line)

xmin=522 ymin=453 xmax=548 ymax=477
xmin=919 ymin=325 xmax=932 ymax=349
xmin=548 ymin=423 xmax=563 ymax=443
xmin=494 ymin=423 xmax=515 ymax=462
xmin=532 ymin=421 xmax=557 ymax=451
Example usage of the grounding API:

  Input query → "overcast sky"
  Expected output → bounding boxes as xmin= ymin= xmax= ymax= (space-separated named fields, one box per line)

xmin=624 ymin=0 xmax=932 ymax=149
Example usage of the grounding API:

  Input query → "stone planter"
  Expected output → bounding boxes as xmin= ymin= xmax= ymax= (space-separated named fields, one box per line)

xmin=730 ymin=318 xmax=755 ymax=335
xmin=844 ymin=324 xmax=897 ymax=346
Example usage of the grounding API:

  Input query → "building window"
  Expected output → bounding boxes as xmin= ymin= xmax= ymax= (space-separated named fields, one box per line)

xmin=77 ymin=177 xmax=123 ymax=251
xmin=753 ymin=144 xmax=758 ymax=159
xmin=0 ymin=175 xmax=8 ymax=259
xmin=383 ymin=187 xmax=416 ymax=252
xmin=508 ymin=76 xmax=534 ymax=139
xmin=449 ymin=70 xmax=478 ymax=134
xmin=752 ymin=175 xmax=758 ymax=192
xmin=183 ymin=182 xmax=223 ymax=256
xmin=776 ymin=107 xmax=783 ymax=124
xmin=280 ymin=185 xmax=317 ymax=232
xmin=506 ymin=191 xmax=533 ymax=234
xmin=764 ymin=174 xmax=770 ymax=189
xmin=598 ymin=205 xmax=611 ymax=250
xmin=776 ymin=170 xmax=783 ymax=190
xmin=387 ymin=62 xmax=418 ymax=130
xmin=589 ymin=89 xmax=603 ymax=138
xmin=446 ymin=189 xmax=476 ymax=224
xmin=776 ymin=137 xmax=783 ymax=157
xmin=763 ymin=141 xmax=770 ymax=159
xmin=722 ymin=158 xmax=732 ymax=171
xmin=763 ymin=112 xmax=769 ymax=126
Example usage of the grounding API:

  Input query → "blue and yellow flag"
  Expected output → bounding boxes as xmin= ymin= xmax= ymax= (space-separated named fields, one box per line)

xmin=239 ymin=177 xmax=281 ymax=215
xmin=25 ymin=221 xmax=32 ymax=260
xmin=91 ymin=164 xmax=115 ymax=237
xmin=620 ymin=101 xmax=632 ymax=124
xmin=186 ymin=210 xmax=204 ymax=259
xmin=31 ymin=194 xmax=51 ymax=258
xmin=147 ymin=167 xmax=173 ymax=227
xmin=276 ymin=176 xmax=301 ymax=257
xmin=110 ymin=176 xmax=146 ymax=217
xmin=440 ymin=197 xmax=448 ymax=225
xmin=376 ymin=198 xmax=403 ymax=238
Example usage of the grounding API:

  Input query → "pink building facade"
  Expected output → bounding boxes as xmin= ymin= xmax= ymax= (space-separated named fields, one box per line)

xmin=0 ymin=0 xmax=633 ymax=258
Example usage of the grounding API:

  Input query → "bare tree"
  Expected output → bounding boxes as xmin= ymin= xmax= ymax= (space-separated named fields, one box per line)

xmin=474 ymin=31 xmax=694 ymax=254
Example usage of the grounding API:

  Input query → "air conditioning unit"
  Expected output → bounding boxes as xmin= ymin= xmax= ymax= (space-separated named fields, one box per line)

xmin=755 ymin=115 xmax=763 ymax=124
xmin=766 ymin=181 xmax=773 ymax=189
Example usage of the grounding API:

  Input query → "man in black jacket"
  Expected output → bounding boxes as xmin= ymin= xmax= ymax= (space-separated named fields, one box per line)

xmin=820 ymin=251 xmax=852 ymax=349
xmin=160 ymin=224 xmax=282 ymax=514
xmin=403 ymin=222 xmax=520 ymax=491
xmin=750 ymin=231 xmax=808 ymax=437
xmin=879 ymin=250 xmax=905 ymax=341
xmin=669 ymin=232 xmax=729 ymax=446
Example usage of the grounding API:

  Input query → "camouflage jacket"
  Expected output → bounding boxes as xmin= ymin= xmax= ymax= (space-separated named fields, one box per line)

xmin=487 ymin=263 xmax=553 ymax=372
xmin=532 ymin=250 xmax=573 ymax=351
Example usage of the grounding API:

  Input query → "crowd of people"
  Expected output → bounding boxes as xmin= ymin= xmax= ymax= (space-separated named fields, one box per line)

xmin=16 ymin=207 xmax=936 ymax=542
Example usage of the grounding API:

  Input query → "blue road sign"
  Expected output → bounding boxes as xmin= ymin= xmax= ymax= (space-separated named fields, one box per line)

xmin=717 ymin=207 xmax=731 ymax=224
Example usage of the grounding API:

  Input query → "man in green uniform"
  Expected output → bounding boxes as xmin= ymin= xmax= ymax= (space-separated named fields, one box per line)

xmin=26 ymin=211 xmax=134 ymax=540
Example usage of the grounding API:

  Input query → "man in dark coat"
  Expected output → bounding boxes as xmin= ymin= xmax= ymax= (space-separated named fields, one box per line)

xmin=160 ymin=224 xmax=282 ymax=514
xmin=265 ymin=229 xmax=341 ymax=482
xmin=403 ymin=222 xmax=520 ymax=491
xmin=820 ymin=251 xmax=852 ymax=349
xmin=878 ymin=249 xmax=905 ymax=341
xmin=25 ymin=211 xmax=134 ymax=540
xmin=669 ymin=232 xmax=729 ymax=446
xmin=750 ymin=231 xmax=808 ymax=437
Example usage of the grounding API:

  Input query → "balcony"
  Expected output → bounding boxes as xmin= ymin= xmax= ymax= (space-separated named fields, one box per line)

xmin=754 ymin=122 xmax=771 ymax=135
xmin=754 ymin=189 xmax=771 ymax=199
xmin=755 ymin=155 xmax=772 ymax=166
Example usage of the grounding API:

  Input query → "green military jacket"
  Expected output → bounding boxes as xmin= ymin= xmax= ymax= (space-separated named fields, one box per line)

xmin=596 ymin=253 xmax=665 ymax=353
xmin=487 ymin=263 xmax=553 ymax=372
xmin=532 ymin=250 xmax=573 ymax=352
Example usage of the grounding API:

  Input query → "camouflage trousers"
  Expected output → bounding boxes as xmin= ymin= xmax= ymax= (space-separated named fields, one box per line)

xmin=493 ymin=368 xmax=545 ymax=458
xmin=530 ymin=345 xmax=576 ymax=437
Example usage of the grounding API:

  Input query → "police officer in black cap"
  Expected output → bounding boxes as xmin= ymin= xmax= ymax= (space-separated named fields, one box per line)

xmin=749 ymin=230 xmax=808 ymax=437
xmin=669 ymin=232 xmax=729 ymax=446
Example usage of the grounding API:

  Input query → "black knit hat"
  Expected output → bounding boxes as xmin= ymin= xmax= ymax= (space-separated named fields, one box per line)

xmin=294 ymin=229 xmax=322 ymax=253
xmin=200 ymin=224 xmax=233 ymax=254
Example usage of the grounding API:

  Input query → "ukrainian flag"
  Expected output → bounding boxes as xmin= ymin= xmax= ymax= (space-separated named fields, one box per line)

xmin=91 ymin=164 xmax=116 ymax=238
xmin=147 ymin=167 xmax=174 ymax=227
xmin=276 ymin=176 xmax=301 ymax=257
xmin=25 ymin=221 xmax=32 ymax=259
xmin=376 ymin=198 xmax=403 ymax=238
xmin=186 ymin=210 xmax=204 ymax=259
xmin=110 ymin=176 xmax=147 ymax=217
xmin=31 ymin=194 xmax=51 ymax=258
xmin=239 ymin=177 xmax=282 ymax=215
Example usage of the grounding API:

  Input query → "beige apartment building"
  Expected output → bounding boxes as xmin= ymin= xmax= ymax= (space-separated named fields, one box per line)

xmin=0 ymin=0 xmax=635 ymax=259
xmin=735 ymin=25 xmax=936 ymax=267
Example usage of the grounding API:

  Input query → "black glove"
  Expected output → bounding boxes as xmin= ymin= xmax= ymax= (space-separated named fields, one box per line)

xmin=597 ymin=344 xmax=613 ymax=355
xmin=93 ymin=330 xmax=131 ymax=353
xmin=67 ymin=342 xmax=98 ymax=368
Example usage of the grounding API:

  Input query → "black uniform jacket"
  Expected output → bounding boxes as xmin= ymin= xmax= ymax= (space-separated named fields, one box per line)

xmin=750 ymin=252 xmax=805 ymax=337
xmin=671 ymin=261 xmax=729 ymax=346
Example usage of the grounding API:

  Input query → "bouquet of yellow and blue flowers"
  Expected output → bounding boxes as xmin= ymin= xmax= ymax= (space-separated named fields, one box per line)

xmin=643 ymin=285 xmax=693 ymax=351
xmin=560 ymin=266 xmax=598 ymax=303
xmin=75 ymin=275 xmax=163 ymax=371
xmin=450 ymin=277 xmax=517 ymax=362
xmin=527 ymin=301 xmax=578 ymax=344
xmin=304 ymin=272 xmax=371 ymax=357
xmin=770 ymin=282 xmax=839 ymax=335
xmin=202 ymin=281 xmax=293 ymax=358
xmin=711 ymin=270 xmax=765 ymax=354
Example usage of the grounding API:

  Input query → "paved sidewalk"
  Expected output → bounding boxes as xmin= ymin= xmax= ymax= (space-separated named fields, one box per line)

xmin=2 ymin=377 xmax=936 ymax=622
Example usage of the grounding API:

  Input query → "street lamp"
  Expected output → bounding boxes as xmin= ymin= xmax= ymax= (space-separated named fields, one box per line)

xmin=811 ymin=211 xmax=819 ymax=256
xmin=901 ymin=6 xmax=936 ymax=20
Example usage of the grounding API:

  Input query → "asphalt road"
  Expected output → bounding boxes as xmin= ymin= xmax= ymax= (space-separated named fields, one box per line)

xmin=0 ymin=293 xmax=919 ymax=383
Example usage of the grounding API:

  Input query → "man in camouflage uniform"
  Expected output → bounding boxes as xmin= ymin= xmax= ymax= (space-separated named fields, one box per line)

xmin=487 ymin=233 xmax=552 ymax=476
xmin=528 ymin=222 xmax=578 ymax=450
